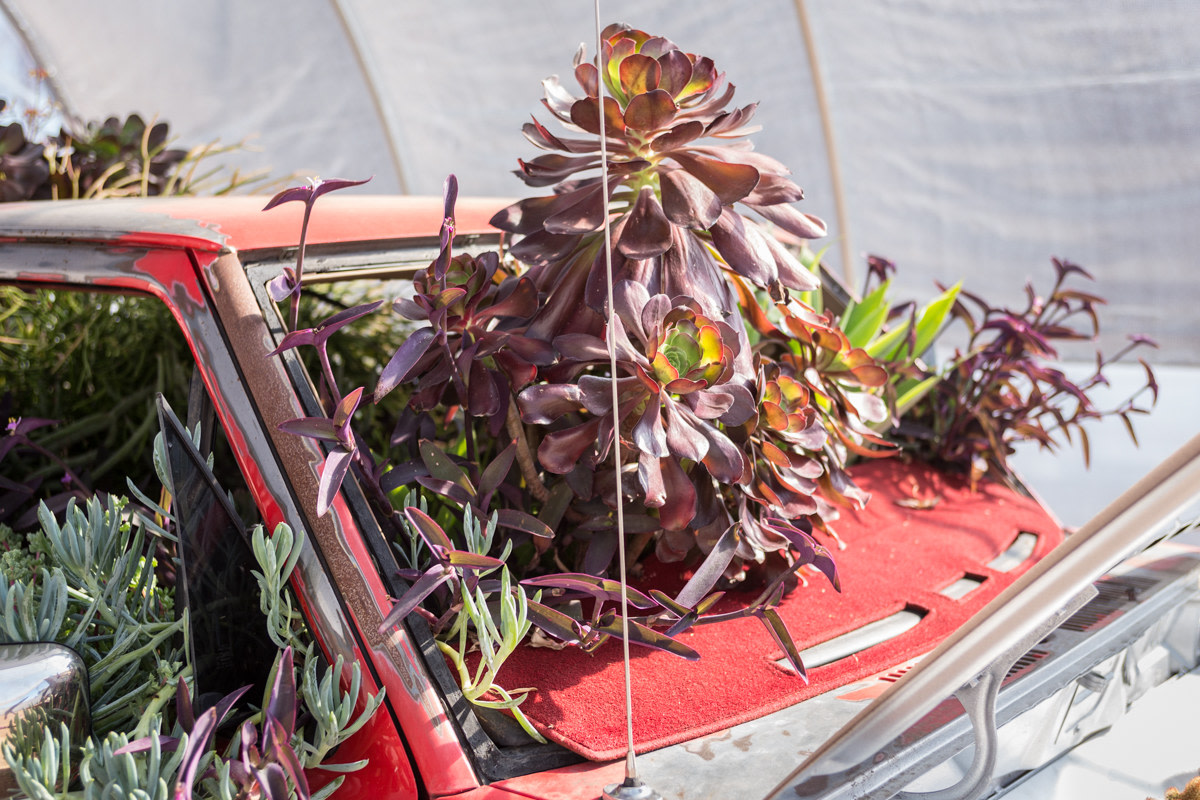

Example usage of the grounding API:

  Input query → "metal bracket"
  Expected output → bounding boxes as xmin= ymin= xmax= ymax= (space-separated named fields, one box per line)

xmin=894 ymin=584 xmax=1098 ymax=800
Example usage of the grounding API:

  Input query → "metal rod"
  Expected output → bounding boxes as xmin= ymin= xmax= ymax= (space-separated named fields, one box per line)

xmin=594 ymin=0 xmax=639 ymax=786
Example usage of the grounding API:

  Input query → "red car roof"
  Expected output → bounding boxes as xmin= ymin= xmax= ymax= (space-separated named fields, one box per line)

xmin=0 ymin=195 xmax=508 ymax=253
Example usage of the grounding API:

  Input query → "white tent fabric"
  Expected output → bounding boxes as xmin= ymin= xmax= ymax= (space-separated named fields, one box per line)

xmin=3 ymin=0 xmax=1196 ymax=362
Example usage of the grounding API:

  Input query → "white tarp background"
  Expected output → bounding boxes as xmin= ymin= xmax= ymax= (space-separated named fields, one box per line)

xmin=3 ymin=0 xmax=1197 ymax=363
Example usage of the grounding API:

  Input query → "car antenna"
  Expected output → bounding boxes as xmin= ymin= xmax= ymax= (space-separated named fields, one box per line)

xmin=593 ymin=3 xmax=664 ymax=799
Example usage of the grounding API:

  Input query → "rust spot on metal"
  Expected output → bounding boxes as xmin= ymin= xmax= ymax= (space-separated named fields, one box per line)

xmin=683 ymin=730 xmax=732 ymax=761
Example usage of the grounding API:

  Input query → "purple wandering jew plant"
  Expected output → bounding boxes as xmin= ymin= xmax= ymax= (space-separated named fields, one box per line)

xmin=890 ymin=257 xmax=1158 ymax=488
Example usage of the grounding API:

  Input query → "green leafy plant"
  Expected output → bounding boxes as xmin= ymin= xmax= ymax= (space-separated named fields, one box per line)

xmin=832 ymin=255 xmax=961 ymax=422
xmin=425 ymin=507 xmax=545 ymax=743
xmin=1 ymin=447 xmax=382 ymax=799
xmin=0 ymin=495 xmax=184 ymax=735
xmin=1 ymin=289 xmax=194 ymax=529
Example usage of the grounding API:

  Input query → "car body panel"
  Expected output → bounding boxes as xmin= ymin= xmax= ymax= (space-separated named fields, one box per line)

xmin=203 ymin=252 xmax=476 ymax=796
xmin=0 ymin=195 xmax=507 ymax=254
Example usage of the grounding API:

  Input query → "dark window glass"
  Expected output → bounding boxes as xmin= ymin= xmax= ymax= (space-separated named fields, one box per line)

xmin=157 ymin=396 xmax=276 ymax=710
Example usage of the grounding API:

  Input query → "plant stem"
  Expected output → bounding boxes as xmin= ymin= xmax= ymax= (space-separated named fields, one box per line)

xmin=506 ymin=403 xmax=549 ymax=502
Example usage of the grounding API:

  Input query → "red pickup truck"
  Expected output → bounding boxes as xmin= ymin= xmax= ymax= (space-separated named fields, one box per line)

xmin=3 ymin=197 xmax=1199 ymax=800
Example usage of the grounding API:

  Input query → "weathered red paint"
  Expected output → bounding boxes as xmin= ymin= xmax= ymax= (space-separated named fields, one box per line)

xmin=0 ymin=195 xmax=506 ymax=254
xmin=309 ymin=705 xmax=421 ymax=798
xmin=487 ymin=762 xmax=627 ymax=800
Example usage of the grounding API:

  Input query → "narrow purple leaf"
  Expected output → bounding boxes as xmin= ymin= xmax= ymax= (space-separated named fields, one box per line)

xmin=418 ymin=440 xmax=476 ymax=496
xmin=262 ymin=716 xmax=310 ymax=800
xmin=376 ymin=326 xmax=436 ymax=402
xmin=675 ymin=524 xmax=738 ymax=609
xmin=315 ymin=300 xmax=383 ymax=339
xmin=526 ymin=600 xmax=586 ymax=645
xmin=172 ymin=708 xmax=217 ymax=800
xmin=403 ymin=505 xmax=454 ymax=551
xmin=311 ymin=176 xmax=372 ymax=201
xmin=756 ymin=606 xmax=807 ymax=681
xmin=266 ymin=327 xmax=318 ymax=357
xmin=114 ymin=734 xmax=180 ymax=756
xmin=253 ymin=763 xmax=290 ymax=800
xmin=441 ymin=174 xmax=459 ymax=219
xmin=595 ymin=615 xmax=700 ymax=660
xmin=213 ymin=684 xmax=253 ymax=729
xmin=315 ymin=447 xmax=354 ymax=517
xmin=478 ymin=442 xmax=517 ymax=499
xmin=392 ymin=295 xmax=428 ymax=321
xmin=262 ymin=185 xmax=314 ymax=212
xmin=265 ymin=648 xmax=296 ymax=736
xmin=378 ymin=566 xmax=454 ymax=634
xmin=521 ymin=574 xmax=656 ymax=609
xmin=278 ymin=417 xmax=339 ymax=442
xmin=649 ymin=589 xmax=689 ymax=617
xmin=415 ymin=476 xmax=474 ymax=507
xmin=331 ymin=386 xmax=363 ymax=430
xmin=495 ymin=508 xmax=555 ymax=539
xmin=444 ymin=550 xmax=505 ymax=570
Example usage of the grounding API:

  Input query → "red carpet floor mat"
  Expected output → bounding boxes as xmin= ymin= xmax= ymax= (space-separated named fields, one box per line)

xmin=489 ymin=460 xmax=1063 ymax=760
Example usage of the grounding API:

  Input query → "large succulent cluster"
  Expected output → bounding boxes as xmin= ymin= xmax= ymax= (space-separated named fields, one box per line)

xmin=270 ymin=25 xmax=892 ymax=676
xmin=482 ymin=24 xmax=886 ymax=567
xmin=491 ymin=23 xmax=826 ymax=340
